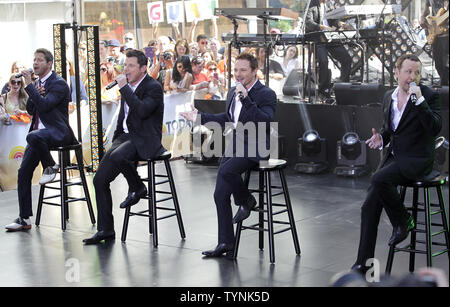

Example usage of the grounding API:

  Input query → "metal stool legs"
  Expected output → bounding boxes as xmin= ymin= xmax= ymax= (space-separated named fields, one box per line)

xmin=386 ymin=183 xmax=449 ymax=274
xmin=121 ymin=157 xmax=185 ymax=247
xmin=35 ymin=145 xmax=95 ymax=231
xmin=234 ymin=168 xmax=300 ymax=263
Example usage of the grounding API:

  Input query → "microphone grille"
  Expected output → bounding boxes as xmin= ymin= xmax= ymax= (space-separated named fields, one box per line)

xmin=410 ymin=82 xmax=417 ymax=87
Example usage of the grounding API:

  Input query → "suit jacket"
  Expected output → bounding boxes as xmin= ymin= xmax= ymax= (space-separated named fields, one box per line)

xmin=199 ymin=80 xmax=277 ymax=161
xmin=379 ymin=84 xmax=441 ymax=180
xmin=25 ymin=71 xmax=75 ymax=144
xmin=113 ymin=74 xmax=165 ymax=160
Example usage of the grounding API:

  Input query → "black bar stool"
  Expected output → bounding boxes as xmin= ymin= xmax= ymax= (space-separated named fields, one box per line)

xmin=35 ymin=143 xmax=96 ymax=231
xmin=385 ymin=174 xmax=449 ymax=274
xmin=233 ymin=159 xmax=301 ymax=263
xmin=121 ymin=151 xmax=186 ymax=247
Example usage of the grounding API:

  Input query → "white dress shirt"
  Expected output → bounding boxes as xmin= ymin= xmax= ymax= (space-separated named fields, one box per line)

xmin=381 ymin=86 xmax=425 ymax=152
xmin=230 ymin=79 xmax=258 ymax=128
xmin=123 ymin=75 xmax=146 ymax=133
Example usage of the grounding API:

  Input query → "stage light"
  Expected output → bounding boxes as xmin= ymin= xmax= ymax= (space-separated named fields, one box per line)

xmin=295 ymin=129 xmax=329 ymax=174
xmin=334 ymin=132 xmax=368 ymax=177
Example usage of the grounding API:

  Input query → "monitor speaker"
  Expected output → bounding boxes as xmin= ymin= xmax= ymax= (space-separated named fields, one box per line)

xmin=333 ymin=82 xmax=386 ymax=106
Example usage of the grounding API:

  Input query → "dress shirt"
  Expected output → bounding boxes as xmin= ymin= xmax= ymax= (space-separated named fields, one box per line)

xmin=230 ymin=79 xmax=257 ymax=128
xmin=123 ymin=74 xmax=146 ymax=133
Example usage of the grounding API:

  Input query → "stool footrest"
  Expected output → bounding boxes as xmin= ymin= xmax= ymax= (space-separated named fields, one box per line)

xmin=394 ymin=247 xmax=427 ymax=254
xmin=42 ymin=201 xmax=62 ymax=207
xmin=415 ymin=239 xmax=448 ymax=245
xmin=156 ymin=196 xmax=174 ymax=203
xmin=157 ymin=213 xmax=177 ymax=221
xmin=43 ymin=194 xmax=60 ymax=200
xmin=64 ymin=181 xmax=83 ymax=187
xmin=65 ymin=197 xmax=87 ymax=203
xmin=43 ymin=186 xmax=60 ymax=191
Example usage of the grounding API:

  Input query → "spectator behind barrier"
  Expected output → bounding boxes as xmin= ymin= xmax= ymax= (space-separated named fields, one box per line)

xmin=151 ymin=49 xmax=175 ymax=88
xmin=204 ymin=61 xmax=225 ymax=100
xmin=174 ymin=39 xmax=190 ymax=61
xmin=99 ymin=61 xmax=120 ymax=104
xmin=189 ymin=42 xmax=199 ymax=59
xmin=66 ymin=60 xmax=89 ymax=114
xmin=0 ymin=74 xmax=29 ymax=125
xmin=2 ymin=61 xmax=27 ymax=95
xmin=165 ymin=55 xmax=193 ymax=93
xmin=278 ymin=45 xmax=301 ymax=77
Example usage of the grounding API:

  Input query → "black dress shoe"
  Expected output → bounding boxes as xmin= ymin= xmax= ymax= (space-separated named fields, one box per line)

xmin=388 ymin=215 xmax=415 ymax=246
xmin=232 ymin=194 xmax=257 ymax=224
xmin=202 ymin=243 xmax=234 ymax=258
xmin=120 ymin=185 xmax=147 ymax=209
xmin=83 ymin=231 xmax=116 ymax=245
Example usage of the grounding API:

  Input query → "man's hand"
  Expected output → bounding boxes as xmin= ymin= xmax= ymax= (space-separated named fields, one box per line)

xmin=409 ymin=83 xmax=423 ymax=100
xmin=21 ymin=69 xmax=33 ymax=87
xmin=365 ymin=128 xmax=382 ymax=150
xmin=115 ymin=74 xmax=128 ymax=89
xmin=235 ymin=82 xmax=248 ymax=99
xmin=179 ymin=104 xmax=198 ymax=122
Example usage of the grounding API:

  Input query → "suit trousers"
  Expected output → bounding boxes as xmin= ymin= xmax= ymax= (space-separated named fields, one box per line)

xmin=355 ymin=154 xmax=411 ymax=265
xmin=316 ymin=44 xmax=351 ymax=93
xmin=213 ymin=157 xmax=258 ymax=245
xmin=93 ymin=133 xmax=144 ymax=232
xmin=18 ymin=129 xmax=71 ymax=218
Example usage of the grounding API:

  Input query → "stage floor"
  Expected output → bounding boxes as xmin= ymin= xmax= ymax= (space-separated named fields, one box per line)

xmin=0 ymin=160 xmax=448 ymax=287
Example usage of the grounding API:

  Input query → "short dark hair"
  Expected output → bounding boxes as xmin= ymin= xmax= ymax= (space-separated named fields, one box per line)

xmin=35 ymin=48 xmax=53 ymax=63
xmin=396 ymin=53 xmax=421 ymax=69
xmin=196 ymin=34 xmax=208 ymax=42
xmin=236 ymin=52 xmax=258 ymax=71
xmin=125 ymin=49 xmax=148 ymax=67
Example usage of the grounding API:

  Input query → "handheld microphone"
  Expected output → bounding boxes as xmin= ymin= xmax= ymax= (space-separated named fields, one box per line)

xmin=410 ymin=82 xmax=417 ymax=104
xmin=15 ymin=68 xmax=34 ymax=78
xmin=105 ymin=80 xmax=118 ymax=90
xmin=236 ymin=82 xmax=244 ymax=101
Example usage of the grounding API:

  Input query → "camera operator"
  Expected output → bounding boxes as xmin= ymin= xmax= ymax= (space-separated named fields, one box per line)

xmin=150 ymin=50 xmax=175 ymax=88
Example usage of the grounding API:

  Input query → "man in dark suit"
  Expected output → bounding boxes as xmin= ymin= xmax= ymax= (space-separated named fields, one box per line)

xmin=305 ymin=0 xmax=352 ymax=99
xmin=5 ymin=48 xmax=76 ymax=231
xmin=83 ymin=49 xmax=165 ymax=244
xmin=352 ymin=54 xmax=442 ymax=274
xmin=180 ymin=53 xmax=277 ymax=257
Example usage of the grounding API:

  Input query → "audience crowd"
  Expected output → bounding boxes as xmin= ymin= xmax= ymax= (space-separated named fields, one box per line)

xmin=0 ymin=19 xmax=306 ymax=126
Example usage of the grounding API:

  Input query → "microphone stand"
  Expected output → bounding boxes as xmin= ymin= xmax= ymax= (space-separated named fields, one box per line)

xmin=301 ymin=0 xmax=312 ymax=101
xmin=257 ymin=13 xmax=279 ymax=87
xmin=218 ymin=12 xmax=248 ymax=88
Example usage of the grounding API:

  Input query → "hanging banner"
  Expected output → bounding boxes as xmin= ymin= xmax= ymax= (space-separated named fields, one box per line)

xmin=166 ymin=1 xmax=184 ymax=24
xmin=147 ymin=1 xmax=165 ymax=23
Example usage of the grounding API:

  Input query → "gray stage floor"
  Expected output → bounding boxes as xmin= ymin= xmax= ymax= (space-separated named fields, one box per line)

xmin=0 ymin=160 xmax=448 ymax=287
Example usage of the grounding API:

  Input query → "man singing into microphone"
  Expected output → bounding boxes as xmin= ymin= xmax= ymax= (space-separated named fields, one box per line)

xmin=180 ymin=53 xmax=277 ymax=257
xmin=5 ymin=48 xmax=76 ymax=231
xmin=83 ymin=49 xmax=166 ymax=244
xmin=352 ymin=54 xmax=441 ymax=274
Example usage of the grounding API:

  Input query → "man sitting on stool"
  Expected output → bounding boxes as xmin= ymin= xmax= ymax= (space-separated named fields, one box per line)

xmin=5 ymin=48 xmax=76 ymax=232
xmin=352 ymin=54 xmax=441 ymax=274
xmin=83 ymin=49 xmax=166 ymax=245
xmin=180 ymin=53 xmax=277 ymax=258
